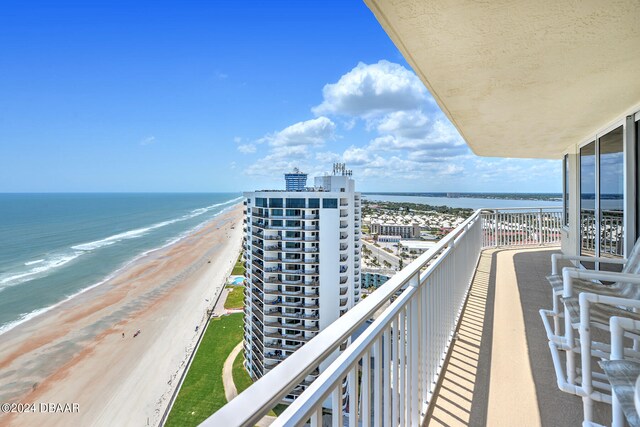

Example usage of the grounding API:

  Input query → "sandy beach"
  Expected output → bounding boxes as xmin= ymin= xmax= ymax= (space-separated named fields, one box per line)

xmin=0 ymin=204 xmax=244 ymax=427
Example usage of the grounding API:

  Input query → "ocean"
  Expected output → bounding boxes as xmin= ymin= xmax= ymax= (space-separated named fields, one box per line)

xmin=0 ymin=193 xmax=241 ymax=335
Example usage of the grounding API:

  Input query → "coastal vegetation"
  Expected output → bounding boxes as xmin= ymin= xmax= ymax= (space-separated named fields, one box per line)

xmin=224 ymin=285 xmax=245 ymax=309
xmin=362 ymin=200 xmax=473 ymax=217
xmin=165 ymin=313 xmax=244 ymax=427
xmin=362 ymin=192 xmax=562 ymax=201
xmin=231 ymin=253 xmax=245 ymax=275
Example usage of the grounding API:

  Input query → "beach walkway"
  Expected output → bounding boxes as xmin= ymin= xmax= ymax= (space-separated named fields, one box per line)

xmin=222 ymin=341 xmax=276 ymax=426
xmin=223 ymin=342 xmax=243 ymax=401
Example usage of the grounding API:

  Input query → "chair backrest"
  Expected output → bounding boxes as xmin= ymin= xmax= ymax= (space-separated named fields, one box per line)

xmin=618 ymin=237 xmax=640 ymax=299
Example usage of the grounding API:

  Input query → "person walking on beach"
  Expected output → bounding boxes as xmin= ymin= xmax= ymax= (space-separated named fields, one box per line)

xmin=122 ymin=332 xmax=125 ymax=338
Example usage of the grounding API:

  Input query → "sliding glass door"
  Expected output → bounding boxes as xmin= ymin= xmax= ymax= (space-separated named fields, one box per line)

xmin=579 ymin=125 xmax=625 ymax=263
xmin=599 ymin=126 xmax=624 ymax=257
xmin=580 ymin=142 xmax=596 ymax=256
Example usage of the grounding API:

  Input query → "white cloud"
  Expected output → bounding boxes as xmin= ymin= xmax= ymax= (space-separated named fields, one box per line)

xmin=261 ymin=117 xmax=336 ymax=147
xmin=140 ymin=136 xmax=156 ymax=146
xmin=237 ymin=144 xmax=257 ymax=154
xmin=315 ymin=151 xmax=341 ymax=163
xmin=313 ymin=60 xmax=428 ymax=117
xmin=244 ymin=117 xmax=337 ymax=177
xmin=376 ymin=110 xmax=430 ymax=138
xmin=343 ymin=146 xmax=370 ymax=165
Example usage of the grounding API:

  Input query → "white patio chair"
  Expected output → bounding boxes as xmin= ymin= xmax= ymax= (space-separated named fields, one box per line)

xmin=599 ymin=315 xmax=640 ymax=427
xmin=544 ymin=238 xmax=640 ymax=336
xmin=540 ymin=267 xmax=640 ymax=409
xmin=578 ymin=294 xmax=640 ymax=426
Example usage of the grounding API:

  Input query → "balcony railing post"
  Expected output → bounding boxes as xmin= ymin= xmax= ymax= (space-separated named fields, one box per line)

xmin=538 ymin=208 xmax=543 ymax=244
xmin=410 ymin=293 xmax=420 ymax=426
xmin=494 ymin=211 xmax=499 ymax=247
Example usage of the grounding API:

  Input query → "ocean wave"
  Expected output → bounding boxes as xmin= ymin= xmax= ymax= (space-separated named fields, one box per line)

xmin=0 ymin=197 xmax=243 ymax=292
xmin=0 ymin=252 xmax=82 ymax=289
xmin=0 ymin=197 xmax=243 ymax=336
xmin=71 ymin=197 xmax=242 ymax=252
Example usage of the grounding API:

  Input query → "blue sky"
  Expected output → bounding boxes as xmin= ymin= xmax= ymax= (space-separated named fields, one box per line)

xmin=0 ymin=1 xmax=560 ymax=193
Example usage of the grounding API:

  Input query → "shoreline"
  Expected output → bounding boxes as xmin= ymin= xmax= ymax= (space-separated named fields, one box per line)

xmin=0 ymin=200 xmax=241 ymax=337
xmin=0 ymin=204 xmax=244 ymax=427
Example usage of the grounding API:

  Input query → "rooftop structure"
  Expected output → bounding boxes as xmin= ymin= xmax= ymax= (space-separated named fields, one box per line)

xmin=284 ymin=168 xmax=308 ymax=192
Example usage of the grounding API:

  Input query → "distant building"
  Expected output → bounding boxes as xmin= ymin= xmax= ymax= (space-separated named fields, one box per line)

xmin=377 ymin=235 xmax=401 ymax=243
xmin=361 ymin=268 xmax=395 ymax=288
xmin=399 ymin=240 xmax=437 ymax=255
xmin=370 ymin=222 xmax=420 ymax=238
xmin=283 ymin=168 xmax=308 ymax=191
xmin=243 ymin=163 xmax=361 ymax=400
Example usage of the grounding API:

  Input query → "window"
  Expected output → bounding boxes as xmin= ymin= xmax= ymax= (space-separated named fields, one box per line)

xmin=579 ymin=125 xmax=625 ymax=261
xmin=269 ymin=198 xmax=283 ymax=208
xmin=599 ymin=126 xmax=624 ymax=258
xmin=308 ymin=198 xmax=319 ymax=208
xmin=563 ymin=155 xmax=569 ymax=226
xmin=323 ymin=198 xmax=338 ymax=208
xmin=255 ymin=197 xmax=267 ymax=208
xmin=286 ymin=198 xmax=305 ymax=209
xmin=580 ymin=141 xmax=596 ymax=256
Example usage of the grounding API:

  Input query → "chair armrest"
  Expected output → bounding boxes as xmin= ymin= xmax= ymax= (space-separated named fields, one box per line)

xmin=578 ymin=293 xmax=640 ymax=342
xmin=562 ymin=267 xmax=640 ymax=298
xmin=551 ymin=253 xmax=627 ymax=275
xmin=610 ymin=316 xmax=640 ymax=360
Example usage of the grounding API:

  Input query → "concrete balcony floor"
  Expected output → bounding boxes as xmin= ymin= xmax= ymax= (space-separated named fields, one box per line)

xmin=424 ymin=247 xmax=605 ymax=426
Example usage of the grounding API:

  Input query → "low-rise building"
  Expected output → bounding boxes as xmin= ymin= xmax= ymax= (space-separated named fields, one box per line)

xmin=361 ymin=268 xmax=395 ymax=288
xmin=399 ymin=240 xmax=437 ymax=256
xmin=370 ymin=221 xmax=420 ymax=238
xmin=376 ymin=235 xmax=401 ymax=243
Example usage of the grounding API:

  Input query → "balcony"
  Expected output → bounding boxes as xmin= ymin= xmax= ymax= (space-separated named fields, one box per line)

xmin=264 ymin=298 xmax=319 ymax=309
xmin=264 ymin=341 xmax=304 ymax=352
xmin=206 ymin=207 xmax=583 ymax=426
xmin=264 ymin=320 xmax=319 ymax=331
xmin=264 ymin=309 xmax=319 ymax=320
xmin=264 ymin=331 xmax=312 ymax=342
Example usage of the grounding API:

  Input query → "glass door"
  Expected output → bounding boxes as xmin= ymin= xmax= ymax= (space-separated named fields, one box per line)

xmin=580 ymin=141 xmax=596 ymax=256
xmin=579 ymin=125 xmax=625 ymax=266
xmin=598 ymin=126 xmax=624 ymax=258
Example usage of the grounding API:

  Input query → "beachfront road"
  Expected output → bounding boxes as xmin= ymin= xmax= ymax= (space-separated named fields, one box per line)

xmin=362 ymin=241 xmax=400 ymax=269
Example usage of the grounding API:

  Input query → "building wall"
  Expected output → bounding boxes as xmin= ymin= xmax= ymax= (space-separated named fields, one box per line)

xmin=242 ymin=175 xmax=361 ymax=398
xmin=318 ymin=205 xmax=339 ymax=330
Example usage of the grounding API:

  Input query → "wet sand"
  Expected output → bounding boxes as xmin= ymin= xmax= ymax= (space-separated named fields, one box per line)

xmin=0 ymin=204 xmax=243 ymax=427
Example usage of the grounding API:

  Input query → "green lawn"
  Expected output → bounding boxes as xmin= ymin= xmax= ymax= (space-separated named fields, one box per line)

xmin=232 ymin=350 xmax=288 ymax=417
xmin=165 ymin=313 xmax=244 ymax=427
xmin=231 ymin=253 xmax=245 ymax=275
xmin=232 ymin=350 xmax=253 ymax=394
xmin=224 ymin=285 xmax=245 ymax=309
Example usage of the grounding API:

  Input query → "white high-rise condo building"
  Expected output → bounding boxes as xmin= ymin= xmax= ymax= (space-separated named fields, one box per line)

xmin=242 ymin=163 xmax=361 ymax=399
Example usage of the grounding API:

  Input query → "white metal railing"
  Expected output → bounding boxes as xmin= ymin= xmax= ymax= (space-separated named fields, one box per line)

xmin=480 ymin=207 xmax=562 ymax=248
xmin=202 ymin=210 xmax=483 ymax=427
xmin=579 ymin=209 xmax=624 ymax=257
